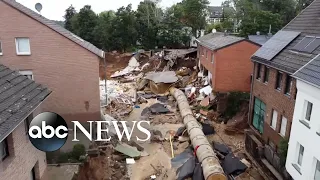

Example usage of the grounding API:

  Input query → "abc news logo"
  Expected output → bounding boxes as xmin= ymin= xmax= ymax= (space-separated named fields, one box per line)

xmin=28 ymin=112 xmax=151 ymax=152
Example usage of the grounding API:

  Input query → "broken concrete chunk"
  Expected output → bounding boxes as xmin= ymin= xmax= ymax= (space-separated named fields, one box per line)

xmin=149 ymin=103 xmax=170 ymax=114
xmin=145 ymin=71 xmax=178 ymax=83
xmin=114 ymin=143 xmax=141 ymax=158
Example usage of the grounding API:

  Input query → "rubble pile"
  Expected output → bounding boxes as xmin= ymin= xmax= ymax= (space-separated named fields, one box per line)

xmin=92 ymin=49 xmax=266 ymax=180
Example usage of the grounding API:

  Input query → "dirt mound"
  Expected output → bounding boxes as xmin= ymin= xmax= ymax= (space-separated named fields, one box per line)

xmin=100 ymin=52 xmax=132 ymax=80
xmin=76 ymin=145 xmax=128 ymax=180
xmin=224 ymin=101 xmax=249 ymax=135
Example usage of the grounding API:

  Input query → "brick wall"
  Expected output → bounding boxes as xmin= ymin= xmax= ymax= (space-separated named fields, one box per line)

xmin=214 ymin=41 xmax=258 ymax=92
xmin=199 ymin=41 xmax=259 ymax=92
xmin=249 ymin=62 xmax=297 ymax=147
xmin=0 ymin=105 xmax=47 ymax=180
xmin=0 ymin=1 xmax=101 ymax=122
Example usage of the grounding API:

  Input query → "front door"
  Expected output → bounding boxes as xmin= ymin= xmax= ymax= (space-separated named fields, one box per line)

xmin=252 ymin=97 xmax=265 ymax=133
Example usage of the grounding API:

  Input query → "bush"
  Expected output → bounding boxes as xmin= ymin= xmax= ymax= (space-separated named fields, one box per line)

xmin=71 ymin=144 xmax=86 ymax=161
xmin=279 ymin=138 xmax=289 ymax=167
xmin=223 ymin=92 xmax=250 ymax=119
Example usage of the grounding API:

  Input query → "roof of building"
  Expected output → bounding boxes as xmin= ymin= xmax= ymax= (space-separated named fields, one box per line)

xmin=248 ymin=34 xmax=273 ymax=45
xmin=197 ymin=32 xmax=259 ymax=51
xmin=251 ymin=0 xmax=320 ymax=88
xmin=293 ymin=54 xmax=320 ymax=88
xmin=1 ymin=0 xmax=104 ymax=58
xmin=208 ymin=6 xmax=235 ymax=18
xmin=0 ymin=64 xmax=51 ymax=141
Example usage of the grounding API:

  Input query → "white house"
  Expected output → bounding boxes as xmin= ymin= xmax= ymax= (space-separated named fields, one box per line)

xmin=286 ymin=55 xmax=320 ymax=180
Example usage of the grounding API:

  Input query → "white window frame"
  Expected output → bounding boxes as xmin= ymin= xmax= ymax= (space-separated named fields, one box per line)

xmin=297 ymin=144 xmax=304 ymax=167
xmin=0 ymin=41 xmax=3 ymax=55
xmin=280 ymin=116 xmax=287 ymax=137
xmin=271 ymin=109 xmax=278 ymax=130
xmin=303 ymin=100 xmax=313 ymax=122
xmin=19 ymin=70 xmax=33 ymax=80
xmin=15 ymin=37 xmax=31 ymax=55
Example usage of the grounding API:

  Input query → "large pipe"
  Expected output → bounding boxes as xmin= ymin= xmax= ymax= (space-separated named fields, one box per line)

xmin=169 ymin=87 xmax=226 ymax=180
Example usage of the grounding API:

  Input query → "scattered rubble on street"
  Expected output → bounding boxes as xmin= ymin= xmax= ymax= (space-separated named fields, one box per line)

xmin=75 ymin=49 xmax=267 ymax=180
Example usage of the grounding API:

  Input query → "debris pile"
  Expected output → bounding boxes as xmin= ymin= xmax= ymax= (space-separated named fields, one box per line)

xmin=91 ymin=49 xmax=266 ymax=180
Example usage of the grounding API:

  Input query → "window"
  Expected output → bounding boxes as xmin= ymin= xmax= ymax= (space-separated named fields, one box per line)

xmin=0 ymin=138 xmax=9 ymax=160
xmin=252 ymin=97 xmax=266 ymax=133
xmin=19 ymin=70 xmax=33 ymax=80
xmin=315 ymin=160 xmax=320 ymax=180
xmin=271 ymin=109 xmax=278 ymax=130
xmin=264 ymin=67 xmax=269 ymax=83
xmin=276 ymin=72 xmax=283 ymax=90
xmin=297 ymin=144 xmax=304 ymax=166
xmin=256 ymin=64 xmax=261 ymax=79
xmin=304 ymin=100 xmax=313 ymax=121
xmin=15 ymin=38 xmax=30 ymax=55
xmin=205 ymin=50 xmax=208 ymax=59
xmin=0 ymin=41 xmax=2 ymax=55
xmin=25 ymin=114 xmax=33 ymax=134
xmin=211 ymin=54 xmax=214 ymax=64
xmin=280 ymin=116 xmax=287 ymax=136
xmin=285 ymin=75 xmax=292 ymax=95
xmin=30 ymin=166 xmax=36 ymax=180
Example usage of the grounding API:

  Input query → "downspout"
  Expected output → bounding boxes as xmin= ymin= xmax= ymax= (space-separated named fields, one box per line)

xmin=103 ymin=52 xmax=107 ymax=103
xmin=248 ymin=62 xmax=255 ymax=125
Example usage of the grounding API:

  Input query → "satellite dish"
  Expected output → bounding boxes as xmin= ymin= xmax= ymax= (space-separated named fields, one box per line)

xmin=212 ymin=29 xmax=217 ymax=33
xmin=35 ymin=3 xmax=42 ymax=13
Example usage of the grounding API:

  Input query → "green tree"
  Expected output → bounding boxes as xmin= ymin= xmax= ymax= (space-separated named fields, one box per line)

xmin=93 ymin=11 xmax=116 ymax=50
xmin=295 ymin=0 xmax=313 ymax=14
xmin=64 ymin=5 xmax=77 ymax=31
xmin=136 ymin=0 xmax=162 ymax=50
xmin=158 ymin=5 xmax=191 ymax=48
xmin=74 ymin=5 xmax=98 ymax=45
xmin=112 ymin=4 xmax=138 ymax=52
xmin=179 ymin=0 xmax=209 ymax=37
xmin=239 ymin=10 xmax=282 ymax=37
xmin=260 ymin=0 xmax=296 ymax=25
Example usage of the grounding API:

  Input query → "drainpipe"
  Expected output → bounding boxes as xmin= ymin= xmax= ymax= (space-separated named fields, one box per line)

xmin=248 ymin=62 xmax=256 ymax=124
xmin=103 ymin=52 xmax=107 ymax=103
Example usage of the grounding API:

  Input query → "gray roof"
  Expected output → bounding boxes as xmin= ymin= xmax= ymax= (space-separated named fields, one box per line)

xmin=293 ymin=55 xmax=320 ymax=87
xmin=197 ymin=33 xmax=258 ymax=51
xmin=251 ymin=0 xmax=320 ymax=86
xmin=208 ymin=6 xmax=235 ymax=18
xmin=1 ymin=0 xmax=104 ymax=58
xmin=0 ymin=64 xmax=51 ymax=141
xmin=248 ymin=35 xmax=272 ymax=45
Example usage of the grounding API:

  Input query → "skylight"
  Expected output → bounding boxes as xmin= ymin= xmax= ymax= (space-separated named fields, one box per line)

xmin=292 ymin=36 xmax=320 ymax=53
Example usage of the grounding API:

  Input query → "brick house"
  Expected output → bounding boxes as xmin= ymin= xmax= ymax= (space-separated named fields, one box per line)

xmin=197 ymin=32 xmax=260 ymax=92
xmin=0 ymin=64 xmax=51 ymax=180
xmin=0 ymin=0 xmax=104 ymax=123
xmin=246 ymin=0 xmax=320 ymax=178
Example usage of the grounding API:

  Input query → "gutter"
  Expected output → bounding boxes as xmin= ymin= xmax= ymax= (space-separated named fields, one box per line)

xmin=0 ymin=92 xmax=52 ymax=142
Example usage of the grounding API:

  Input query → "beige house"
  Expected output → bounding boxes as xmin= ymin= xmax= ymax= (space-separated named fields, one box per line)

xmin=0 ymin=0 xmax=104 ymax=124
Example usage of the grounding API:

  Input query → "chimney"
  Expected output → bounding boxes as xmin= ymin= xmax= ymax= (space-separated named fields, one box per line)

xmin=224 ymin=30 xmax=228 ymax=36
xmin=256 ymin=31 xmax=260 ymax=35
xmin=268 ymin=24 xmax=272 ymax=37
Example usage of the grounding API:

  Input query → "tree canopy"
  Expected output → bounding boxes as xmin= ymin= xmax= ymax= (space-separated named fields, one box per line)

xmin=62 ymin=0 xmax=310 ymax=51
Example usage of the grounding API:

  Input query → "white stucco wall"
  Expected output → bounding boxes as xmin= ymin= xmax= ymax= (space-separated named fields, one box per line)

xmin=286 ymin=80 xmax=320 ymax=180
